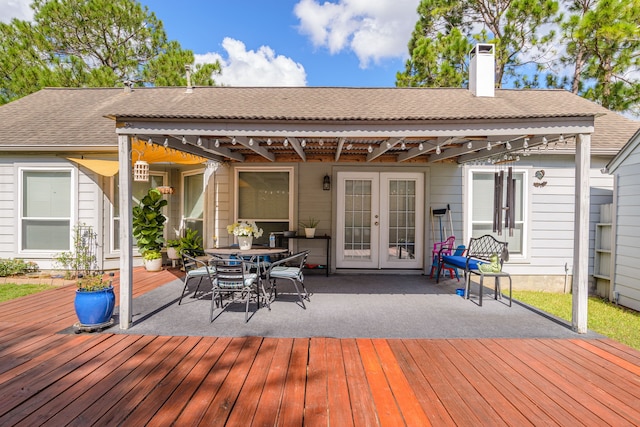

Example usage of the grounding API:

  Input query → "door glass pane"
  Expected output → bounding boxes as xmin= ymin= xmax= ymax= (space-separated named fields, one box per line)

xmin=344 ymin=179 xmax=372 ymax=260
xmin=387 ymin=179 xmax=416 ymax=260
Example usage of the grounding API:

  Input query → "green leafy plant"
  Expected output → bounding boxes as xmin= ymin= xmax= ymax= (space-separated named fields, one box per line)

xmin=76 ymin=273 xmax=111 ymax=292
xmin=142 ymin=250 xmax=162 ymax=261
xmin=166 ymin=239 xmax=181 ymax=248
xmin=132 ymin=188 xmax=168 ymax=256
xmin=179 ymin=228 xmax=204 ymax=256
xmin=299 ymin=217 xmax=319 ymax=229
xmin=0 ymin=258 xmax=40 ymax=277
xmin=54 ymin=224 xmax=98 ymax=279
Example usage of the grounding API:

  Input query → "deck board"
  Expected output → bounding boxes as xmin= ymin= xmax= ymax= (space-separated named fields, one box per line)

xmin=250 ymin=337 xmax=293 ymax=427
xmin=341 ymin=338 xmax=380 ymax=426
xmin=326 ymin=338 xmax=355 ymax=427
xmin=227 ymin=337 xmax=278 ymax=425
xmin=1 ymin=267 xmax=640 ymax=425
xmin=304 ymin=337 xmax=329 ymax=425
xmin=277 ymin=337 xmax=309 ymax=426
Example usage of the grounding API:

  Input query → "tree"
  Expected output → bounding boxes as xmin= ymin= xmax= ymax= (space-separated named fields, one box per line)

xmin=558 ymin=0 xmax=640 ymax=113
xmin=0 ymin=0 xmax=220 ymax=105
xmin=397 ymin=0 xmax=560 ymax=88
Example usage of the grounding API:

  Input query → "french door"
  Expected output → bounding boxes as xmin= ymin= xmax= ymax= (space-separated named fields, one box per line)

xmin=336 ymin=172 xmax=424 ymax=269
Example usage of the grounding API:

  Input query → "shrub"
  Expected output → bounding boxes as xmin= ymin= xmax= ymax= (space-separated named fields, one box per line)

xmin=54 ymin=224 xmax=98 ymax=279
xmin=0 ymin=258 xmax=40 ymax=277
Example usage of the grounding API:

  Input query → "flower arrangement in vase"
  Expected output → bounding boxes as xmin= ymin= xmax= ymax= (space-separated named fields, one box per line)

xmin=227 ymin=221 xmax=264 ymax=250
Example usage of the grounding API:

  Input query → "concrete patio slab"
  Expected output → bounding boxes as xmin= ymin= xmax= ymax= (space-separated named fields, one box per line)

xmin=110 ymin=273 xmax=602 ymax=339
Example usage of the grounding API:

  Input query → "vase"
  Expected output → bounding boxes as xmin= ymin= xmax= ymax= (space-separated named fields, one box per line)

xmin=238 ymin=236 xmax=253 ymax=250
xmin=144 ymin=257 xmax=163 ymax=272
xmin=305 ymin=228 xmax=316 ymax=238
xmin=167 ymin=247 xmax=180 ymax=260
xmin=74 ymin=286 xmax=116 ymax=326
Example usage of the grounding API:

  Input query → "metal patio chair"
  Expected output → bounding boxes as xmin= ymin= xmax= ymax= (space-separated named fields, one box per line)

xmin=178 ymin=253 xmax=212 ymax=304
xmin=209 ymin=258 xmax=259 ymax=322
xmin=266 ymin=250 xmax=310 ymax=309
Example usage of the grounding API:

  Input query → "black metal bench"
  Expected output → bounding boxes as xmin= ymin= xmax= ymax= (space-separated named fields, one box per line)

xmin=437 ymin=234 xmax=511 ymax=306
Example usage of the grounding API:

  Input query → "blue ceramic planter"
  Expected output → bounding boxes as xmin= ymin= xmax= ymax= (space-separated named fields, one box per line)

xmin=74 ymin=286 xmax=116 ymax=326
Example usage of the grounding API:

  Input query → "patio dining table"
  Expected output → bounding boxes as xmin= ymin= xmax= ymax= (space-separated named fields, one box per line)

xmin=205 ymin=246 xmax=289 ymax=308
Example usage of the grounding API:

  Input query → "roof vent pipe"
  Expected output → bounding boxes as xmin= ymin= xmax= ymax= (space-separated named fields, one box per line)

xmin=185 ymin=64 xmax=193 ymax=93
xmin=468 ymin=43 xmax=495 ymax=97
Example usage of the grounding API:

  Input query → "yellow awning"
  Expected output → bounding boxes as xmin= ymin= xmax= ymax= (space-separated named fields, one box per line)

xmin=67 ymin=140 xmax=209 ymax=176
xmin=66 ymin=158 xmax=120 ymax=176
xmin=132 ymin=140 xmax=207 ymax=165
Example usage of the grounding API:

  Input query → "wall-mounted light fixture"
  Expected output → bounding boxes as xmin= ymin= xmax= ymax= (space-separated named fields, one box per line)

xmin=323 ymin=174 xmax=331 ymax=191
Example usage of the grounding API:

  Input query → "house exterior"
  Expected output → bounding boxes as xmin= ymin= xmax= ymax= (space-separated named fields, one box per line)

xmin=604 ymin=128 xmax=640 ymax=312
xmin=2 ymin=43 xmax=639 ymax=332
xmin=1 ymin=83 xmax=637 ymax=287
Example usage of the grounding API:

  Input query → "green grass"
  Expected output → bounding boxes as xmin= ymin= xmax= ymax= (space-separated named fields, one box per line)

xmin=513 ymin=290 xmax=640 ymax=350
xmin=0 ymin=283 xmax=56 ymax=303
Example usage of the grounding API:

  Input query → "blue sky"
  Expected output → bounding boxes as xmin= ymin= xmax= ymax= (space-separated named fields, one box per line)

xmin=1 ymin=0 xmax=421 ymax=87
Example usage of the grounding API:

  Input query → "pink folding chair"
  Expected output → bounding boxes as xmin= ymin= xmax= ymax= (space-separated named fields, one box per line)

xmin=429 ymin=236 xmax=456 ymax=279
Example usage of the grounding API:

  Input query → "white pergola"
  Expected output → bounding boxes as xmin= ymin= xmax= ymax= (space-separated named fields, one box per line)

xmin=115 ymin=113 xmax=593 ymax=333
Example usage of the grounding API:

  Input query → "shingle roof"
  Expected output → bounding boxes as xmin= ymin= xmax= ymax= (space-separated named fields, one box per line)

xmin=0 ymin=86 xmax=637 ymax=156
xmin=104 ymin=86 xmax=608 ymax=121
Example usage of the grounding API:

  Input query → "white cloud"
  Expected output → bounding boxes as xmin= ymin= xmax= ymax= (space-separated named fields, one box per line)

xmin=195 ymin=38 xmax=307 ymax=87
xmin=294 ymin=0 xmax=419 ymax=68
xmin=0 ymin=0 xmax=33 ymax=23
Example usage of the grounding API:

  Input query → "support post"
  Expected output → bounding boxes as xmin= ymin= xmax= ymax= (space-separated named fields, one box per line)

xmin=118 ymin=134 xmax=134 ymax=329
xmin=572 ymin=133 xmax=590 ymax=333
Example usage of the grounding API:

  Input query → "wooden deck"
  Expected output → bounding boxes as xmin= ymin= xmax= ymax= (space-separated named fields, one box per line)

xmin=2 ymin=268 xmax=640 ymax=425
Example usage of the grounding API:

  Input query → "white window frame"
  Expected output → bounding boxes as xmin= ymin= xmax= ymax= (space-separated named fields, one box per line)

xmin=180 ymin=168 xmax=205 ymax=237
xmin=465 ymin=167 xmax=530 ymax=261
xmin=233 ymin=166 xmax=295 ymax=237
xmin=18 ymin=166 xmax=76 ymax=254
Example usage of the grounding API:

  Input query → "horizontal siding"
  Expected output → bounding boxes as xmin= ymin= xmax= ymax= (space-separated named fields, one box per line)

xmin=613 ymin=140 xmax=640 ymax=311
xmin=0 ymin=160 xmax=16 ymax=258
xmin=429 ymin=164 xmax=463 ymax=246
xmin=509 ymin=156 xmax=614 ymax=278
xmin=528 ymin=160 xmax=577 ymax=276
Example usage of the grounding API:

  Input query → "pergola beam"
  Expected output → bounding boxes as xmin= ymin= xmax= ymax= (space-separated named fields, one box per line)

xmin=367 ymin=137 xmax=402 ymax=162
xmin=235 ymin=136 xmax=276 ymax=162
xmin=286 ymin=137 xmax=307 ymax=162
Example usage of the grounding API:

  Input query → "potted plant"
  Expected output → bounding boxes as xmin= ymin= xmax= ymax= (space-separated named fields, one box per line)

xmin=179 ymin=228 xmax=205 ymax=256
xmin=299 ymin=217 xmax=319 ymax=238
xmin=132 ymin=188 xmax=167 ymax=271
xmin=227 ymin=221 xmax=264 ymax=250
xmin=74 ymin=273 xmax=115 ymax=327
xmin=142 ymin=250 xmax=163 ymax=271
xmin=166 ymin=238 xmax=181 ymax=260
